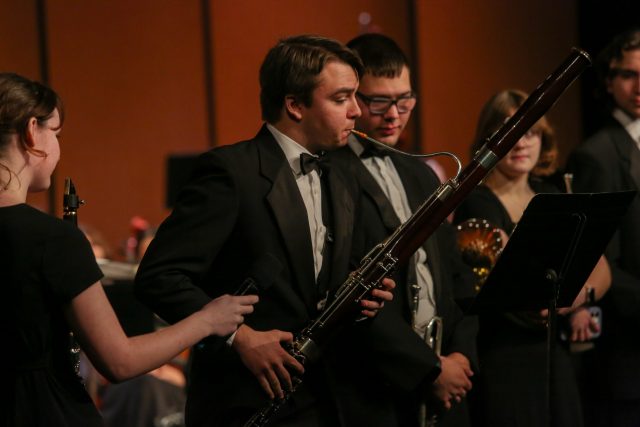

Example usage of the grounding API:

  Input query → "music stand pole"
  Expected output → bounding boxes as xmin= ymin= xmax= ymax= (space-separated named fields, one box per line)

xmin=545 ymin=269 xmax=559 ymax=427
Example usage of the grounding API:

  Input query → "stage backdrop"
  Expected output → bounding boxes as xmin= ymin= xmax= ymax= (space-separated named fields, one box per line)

xmin=1 ymin=0 xmax=583 ymax=257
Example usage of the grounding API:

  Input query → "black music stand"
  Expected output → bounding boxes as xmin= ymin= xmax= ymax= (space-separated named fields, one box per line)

xmin=467 ymin=190 xmax=635 ymax=427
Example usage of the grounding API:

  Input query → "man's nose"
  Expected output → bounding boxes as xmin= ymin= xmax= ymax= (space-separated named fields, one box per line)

xmin=383 ymin=103 xmax=400 ymax=119
xmin=349 ymin=98 xmax=361 ymax=118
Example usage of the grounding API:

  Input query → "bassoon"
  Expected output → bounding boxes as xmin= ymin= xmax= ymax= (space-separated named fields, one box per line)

xmin=244 ymin=48 xmax=591 ymax=427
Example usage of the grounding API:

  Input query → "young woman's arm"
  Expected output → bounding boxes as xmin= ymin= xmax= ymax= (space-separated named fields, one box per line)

xmin=64 ymin=282 xmax=256 ymax=383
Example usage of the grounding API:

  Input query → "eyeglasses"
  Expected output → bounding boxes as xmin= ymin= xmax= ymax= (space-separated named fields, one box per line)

xmin=356 ymin=92 xmax=417 ymax=115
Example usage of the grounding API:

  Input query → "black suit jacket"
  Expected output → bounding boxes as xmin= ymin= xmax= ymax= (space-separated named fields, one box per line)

xmin=329 ymin=145 xmax=477 ymax=426
xmin=135 ymin=125 xmax=368 ymax=426
xmin=566 ymin=118 xmax=640 ymax=399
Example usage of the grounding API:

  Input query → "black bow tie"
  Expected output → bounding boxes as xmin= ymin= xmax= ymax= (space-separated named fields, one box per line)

xmin=299 ymin=152 xmax=329 ymax=175
xmin=360 ymin=142 xmax=390 ymax=159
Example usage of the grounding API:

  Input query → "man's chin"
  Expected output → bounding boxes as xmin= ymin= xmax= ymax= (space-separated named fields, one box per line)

xmin=335 ymin=138 xmax=349 ymax=149
xmin=317 ymin=139 xmax=346 ymax=153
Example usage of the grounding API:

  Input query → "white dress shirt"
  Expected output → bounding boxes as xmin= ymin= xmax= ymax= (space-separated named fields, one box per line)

xmin=268 ymin=124 xmax=326 ymax=280
xmin=348 ymin=136 xmax=436 ymax=337
xmin=226 ymin=125 xmax=328 ymax=346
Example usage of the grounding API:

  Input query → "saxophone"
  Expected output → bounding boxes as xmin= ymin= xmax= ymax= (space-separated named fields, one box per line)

xmin=243 ymin=48 xmax=591 ymax=427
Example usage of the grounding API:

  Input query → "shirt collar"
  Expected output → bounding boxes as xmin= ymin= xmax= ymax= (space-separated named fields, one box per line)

xmin=266 ymin=123 xmax=312 ymax=176
xmin=347 ymin=133 xmax=366 ymax=157
xmin=612 ymin=108 xmax=640 ymax=145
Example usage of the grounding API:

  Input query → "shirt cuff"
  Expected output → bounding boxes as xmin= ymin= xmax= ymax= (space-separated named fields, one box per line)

xmin=226 ymin=330 xmax=238 ymax=346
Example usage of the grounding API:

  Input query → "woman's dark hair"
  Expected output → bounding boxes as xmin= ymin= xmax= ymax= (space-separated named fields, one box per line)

xmin=0 ymin=73 xmax=63 ymax=187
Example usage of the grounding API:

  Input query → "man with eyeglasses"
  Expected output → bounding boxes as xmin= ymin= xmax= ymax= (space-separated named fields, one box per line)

xmin=566 ymin=28 xmax=640 ymax=427
xmin=329 ymin=34 xmax=477 ymax=427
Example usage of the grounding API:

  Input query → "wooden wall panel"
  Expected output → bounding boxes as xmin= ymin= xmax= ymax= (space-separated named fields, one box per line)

xmin=45 ymin=1 xmax=208 ymax=256
xmin=414 ymin=0 xmax=580 ymax=177
xmin=209 ymin=0 xmax=411 ymax=146
xmin=0 ymin=0 xmax=49 ymax=211
xmin=0 ymin=1 xmax=39 ymax=76
xmin=2 ymin=0 xmax=580 ymax=257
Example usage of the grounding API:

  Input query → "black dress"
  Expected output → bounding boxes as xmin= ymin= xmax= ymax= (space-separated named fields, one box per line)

xmin=453 ymin=181 xmax=583 ymax=427
xmin=1 ymin=204 xmax=104 ymax=426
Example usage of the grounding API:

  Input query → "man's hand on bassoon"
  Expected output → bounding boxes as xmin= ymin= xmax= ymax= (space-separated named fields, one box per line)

xmin=360 ymin=277 xmax=395 ymax=317
xmin=232 ymin=324 xmax=305 ymax=399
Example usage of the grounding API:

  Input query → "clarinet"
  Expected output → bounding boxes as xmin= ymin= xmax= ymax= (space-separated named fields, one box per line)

xmin=244 ymin=48 xmax=591 ymax=427
xmin=63 ymin=178 xmax=82 ymax=225
xmin=63 ymin=177 xmax=84 ymax=374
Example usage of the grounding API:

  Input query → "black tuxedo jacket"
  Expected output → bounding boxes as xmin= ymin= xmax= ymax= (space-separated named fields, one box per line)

xmin=567 ymin=118 xmax=640 ymax=399
xmin=135 ymin=125 xmax=374 ymax=426
xmin=329 ymin=146 xmax=477 ymax=425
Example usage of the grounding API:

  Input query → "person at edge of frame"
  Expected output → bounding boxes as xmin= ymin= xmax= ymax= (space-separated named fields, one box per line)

xmin=0 ymin=72 xmax=257 ymax=427
xmin=566 ymin=27 xmax=640 ymax=427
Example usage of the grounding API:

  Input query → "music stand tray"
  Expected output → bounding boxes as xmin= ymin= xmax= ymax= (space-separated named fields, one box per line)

xmin=467 ymin=190 xmax=635 ymax=427
xmin=469 ymin=191 xmax=634 ymax=315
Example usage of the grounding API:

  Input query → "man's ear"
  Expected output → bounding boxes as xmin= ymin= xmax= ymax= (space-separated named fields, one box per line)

xmin=284 ymin=95 xmax=303 ymax=121
xmin=25 ymin=117 xmax=38 ymax=148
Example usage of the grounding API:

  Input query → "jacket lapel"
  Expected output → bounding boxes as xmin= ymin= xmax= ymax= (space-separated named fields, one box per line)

xmin=325 ymin=165 xmax=355 ymax=290
xmin=630 ymin=145 xmax=640 ymax=191
xmin=392 ymin=153 xmax=429 ymax=213
xmin=608 ymin=120 xmax=640 ymax=191
xmin=615 ymin=126 xmax=640 ymax=191
xmin=256 ymin=127 xmax=318 ymax=312
xmin=348 ymin=150 xmax=402 ymax=231
xmin=392 ymin=154 xmax=445 ymax=307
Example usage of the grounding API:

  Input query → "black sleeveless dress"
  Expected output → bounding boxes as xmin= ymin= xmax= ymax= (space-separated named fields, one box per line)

xmin=454 ymin=180 xmax=583 ymax=427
